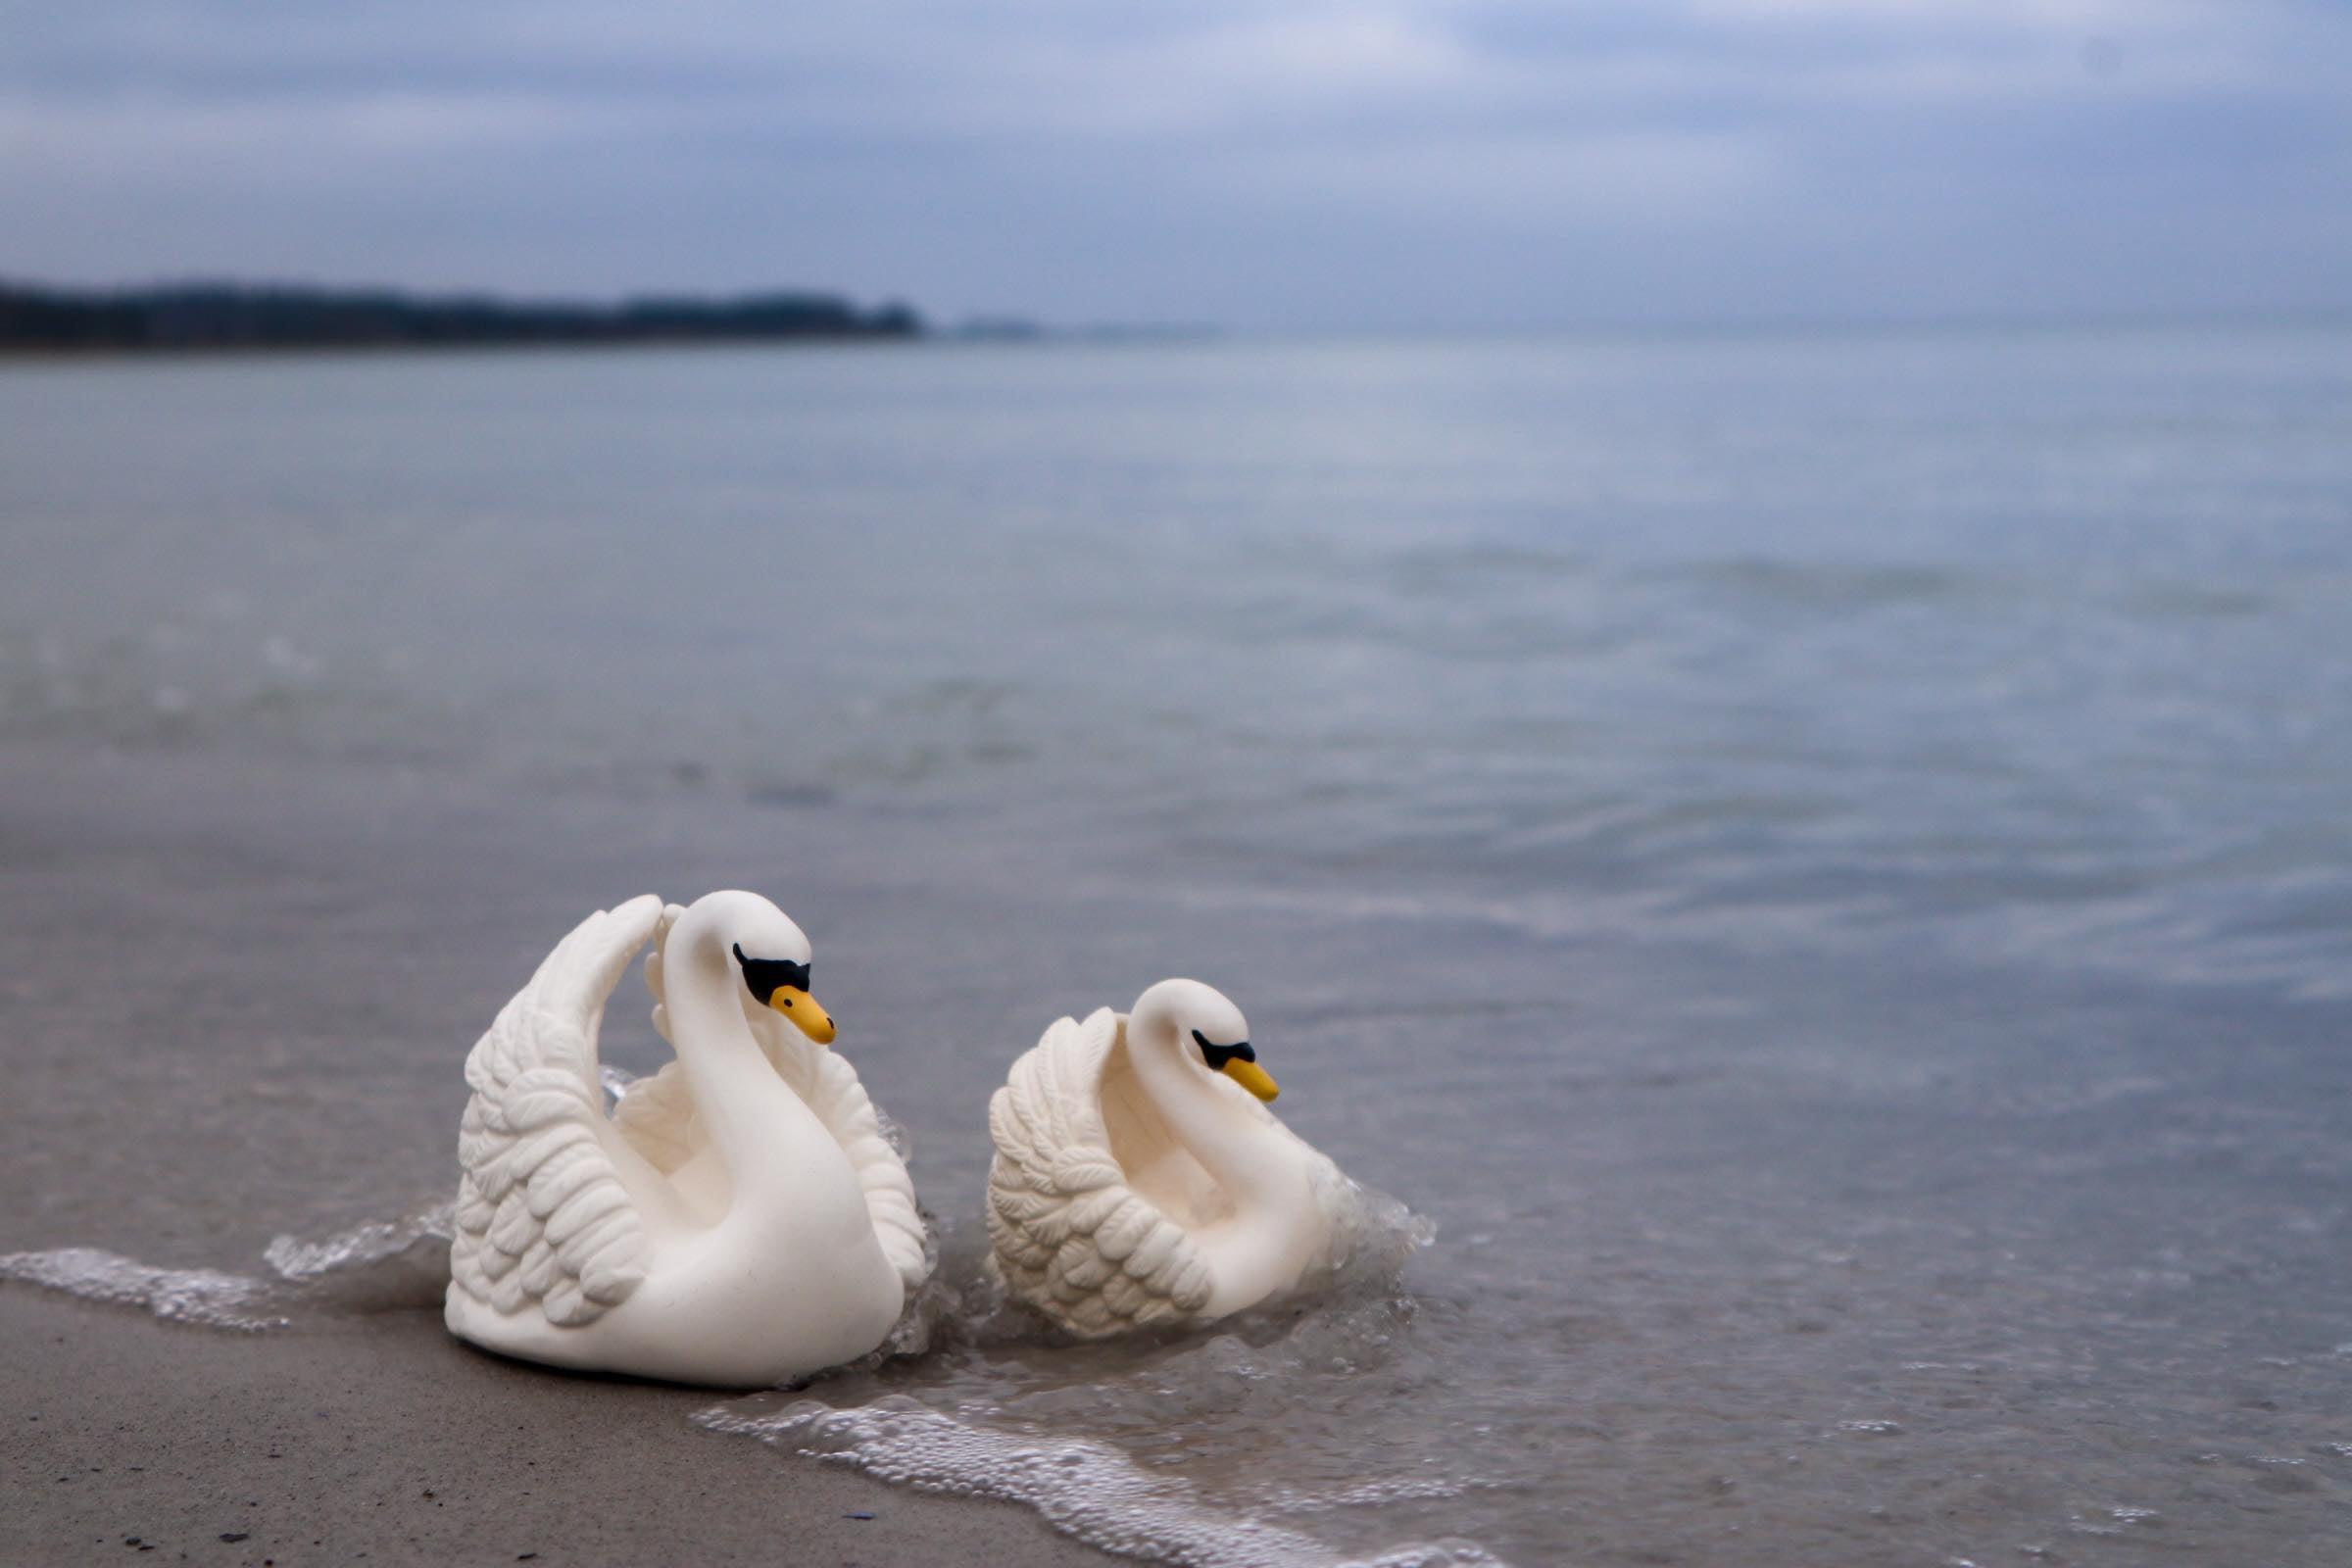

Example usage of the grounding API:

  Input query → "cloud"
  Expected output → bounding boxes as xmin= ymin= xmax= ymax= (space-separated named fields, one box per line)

xmin=0 ymin=0 xmax=2345 ymax=325
xmin=1237 ymin=129 xmax=1777 ymax=228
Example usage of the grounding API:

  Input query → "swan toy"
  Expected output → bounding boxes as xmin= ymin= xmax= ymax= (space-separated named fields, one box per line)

xmin=986 ymin=979 xmax=1348 ymax=1338
xmin=445 ymin=891 xmax=928 ymax=1386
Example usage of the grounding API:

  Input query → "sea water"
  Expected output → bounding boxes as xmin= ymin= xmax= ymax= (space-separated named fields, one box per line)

xmin=4 ymin=326 xmax=2351 ymax=1564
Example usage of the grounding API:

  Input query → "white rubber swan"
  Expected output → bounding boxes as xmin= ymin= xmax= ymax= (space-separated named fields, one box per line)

xmin=986 ymin=979 xmax=1347 ymax=1338
xmin=445 ymin=891 xmax=928 ymax=1386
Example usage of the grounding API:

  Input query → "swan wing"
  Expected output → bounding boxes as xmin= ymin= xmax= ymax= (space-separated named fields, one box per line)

xmin=450 ymin=895 xmax=664 ymax=1329
xmin=787 ymin=1042 xmax=930 ymax=1294
xmin=986 ymin=1006 xmax=1212 ymax=1337
xmin=608 ymin=1060 xmax=696 ymax=1173
xmin=619 ymin=906 xmax=928 ymax=1291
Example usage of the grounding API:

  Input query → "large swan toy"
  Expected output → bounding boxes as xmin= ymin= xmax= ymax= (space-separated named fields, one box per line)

xmin=445 ymin=892 xmax=928 ymax=1386
xmin=986 ymin=979 xmax=1348 ymax=1337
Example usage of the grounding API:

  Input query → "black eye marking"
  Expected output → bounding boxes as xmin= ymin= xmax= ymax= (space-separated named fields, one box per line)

xmin=732 ymin=943 xmax=810 ymax=1004
xmin=1191 ymin=1027 xmax=1256 ymax=1072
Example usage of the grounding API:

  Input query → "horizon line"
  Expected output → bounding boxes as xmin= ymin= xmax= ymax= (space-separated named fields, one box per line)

xmin=4 ymin=272 xmax=2347 ymax=354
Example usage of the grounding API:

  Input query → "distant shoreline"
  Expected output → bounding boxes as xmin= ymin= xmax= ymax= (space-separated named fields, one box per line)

xmin=0 ymin=280 xmax=927 ymax=355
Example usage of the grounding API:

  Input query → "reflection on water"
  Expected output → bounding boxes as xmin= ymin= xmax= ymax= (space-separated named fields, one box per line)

xmin=4 ymin=326 xmax=2352 ymax=1565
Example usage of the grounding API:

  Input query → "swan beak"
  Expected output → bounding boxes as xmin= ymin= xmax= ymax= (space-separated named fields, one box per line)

xmin=767 ymin=986 xmax=836 ymax=1045
xmin=1220 ymin=1058 xmax=1281 ymax=1102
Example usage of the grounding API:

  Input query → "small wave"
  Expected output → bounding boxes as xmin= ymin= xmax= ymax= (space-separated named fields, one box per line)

xmin=0 ymin=1247 xmax=288 ymax=1331
xmin=2119 ymin=582 xmax=2273 ymax=620
xmin=0 ymin=1200 xmax=454 ymax=1330
xmin=702 ymin=1396 xmax=1339 ymax=1566
xmin=1670 ymin=557 xmax=1989 ymax=610
xmin=697 ymin=1397 xmax=1499 ymax=1568
xmin=261 ymin=1200 xmax=454 ymax=1312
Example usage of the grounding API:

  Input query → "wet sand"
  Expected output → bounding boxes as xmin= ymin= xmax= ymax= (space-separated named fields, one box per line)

xmin=0 ymin=1293 xmax=1100 ymax=1566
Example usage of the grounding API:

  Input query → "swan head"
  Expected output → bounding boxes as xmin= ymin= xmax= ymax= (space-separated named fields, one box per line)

xmin=689 ymin=891 xmax=834 ymax=1045
xmin=1136 ymin=978 xmax=1279 ymax=1103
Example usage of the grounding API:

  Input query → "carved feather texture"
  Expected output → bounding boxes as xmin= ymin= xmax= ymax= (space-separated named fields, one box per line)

xmin=613 ymin=904 xmax=929 ymax=1294
xmin=986 ymin=1007 xmax=1213 ymax=1337
xmin=448 ymin=895 xmax=664 ymax=1327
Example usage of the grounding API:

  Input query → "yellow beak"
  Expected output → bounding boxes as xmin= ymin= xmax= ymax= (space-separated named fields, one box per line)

xmin=1220 ymin=1057 xmax=1281 ymax=1102
xmin=767 ymin=986 xmax=836 ymax=1045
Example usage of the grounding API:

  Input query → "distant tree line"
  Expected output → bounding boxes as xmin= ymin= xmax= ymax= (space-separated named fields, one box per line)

xmin=0 ymin=281 xmax=925 ymax=352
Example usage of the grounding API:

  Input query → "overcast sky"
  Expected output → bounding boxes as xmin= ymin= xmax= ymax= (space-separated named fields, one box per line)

xmin=4 ymin=0 xmax=2348 ymax=329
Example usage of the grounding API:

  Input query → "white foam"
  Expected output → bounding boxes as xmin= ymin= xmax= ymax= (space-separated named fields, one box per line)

xmin=2 ymin=1200 xmax=455 ymax=1329
xmin=263 ymin=1200 xmax=453 ymax=1311
xmin=696 ymin=1396 xmax=1500 ymax=1568
xmin=0 ymin=1247 xmax=287 ymax=1331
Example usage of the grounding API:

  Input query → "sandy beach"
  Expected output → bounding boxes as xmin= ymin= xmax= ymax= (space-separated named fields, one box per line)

xmin=1 ymin=1293 xmax=1102 ymax=1567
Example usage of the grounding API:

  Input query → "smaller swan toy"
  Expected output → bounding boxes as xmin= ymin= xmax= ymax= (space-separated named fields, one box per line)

xmin=986 ymin=979 xmax=1348 ymax=1337
xmin=446 ymin=892 xmax=927 ymax=1387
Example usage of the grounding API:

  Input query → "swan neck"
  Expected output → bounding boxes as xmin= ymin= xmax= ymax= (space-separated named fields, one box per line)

xmin=1127 ymin=994 xmax=1317 ymax=1313
xmin=1127 ymin=995 xmax=1288 ymax=1206
xmin=663 ymin=918 xmax=820 ymax=1189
